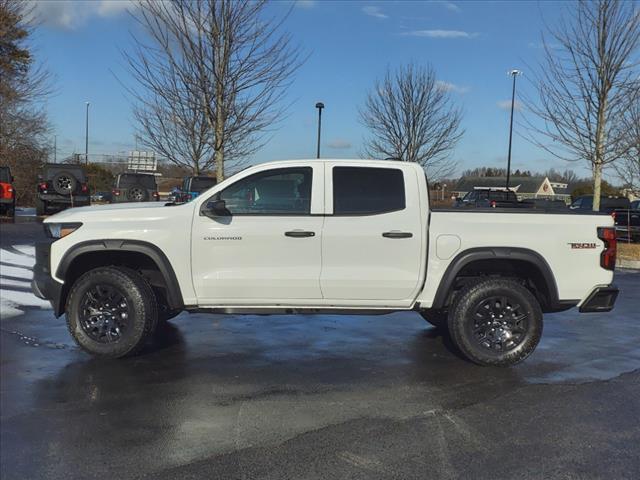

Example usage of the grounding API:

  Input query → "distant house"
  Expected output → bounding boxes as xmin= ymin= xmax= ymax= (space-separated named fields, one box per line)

xmin=453 ymin=176 xmax=572 ymax=203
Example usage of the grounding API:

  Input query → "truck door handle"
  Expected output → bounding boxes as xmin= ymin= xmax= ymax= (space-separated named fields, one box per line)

xmin=382 ymin=231 xmax=413 ymax=239
xmin=285 ymin=230 xmax=315 ymax=238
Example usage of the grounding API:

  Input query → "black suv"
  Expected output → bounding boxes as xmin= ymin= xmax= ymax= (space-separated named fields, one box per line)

xmin=36 ymin=164 xmax=90 ymax=216
xmin=569 ymin=195 xmax=630 ymax=214
xmin=455 ymin=188 xmax=522 ymax=208
xmin=111 ymin=173 xmax=159 ymax=203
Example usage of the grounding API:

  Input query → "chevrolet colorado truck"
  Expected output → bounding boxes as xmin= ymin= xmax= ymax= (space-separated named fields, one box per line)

xmin=32 ymin=160 xmax=619 ymax=366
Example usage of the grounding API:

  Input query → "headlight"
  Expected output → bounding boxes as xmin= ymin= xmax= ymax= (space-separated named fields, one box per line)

xmin=44 ymin=223 xmax=82 ymax=239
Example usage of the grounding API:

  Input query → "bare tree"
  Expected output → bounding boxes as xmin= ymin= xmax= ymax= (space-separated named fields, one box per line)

xmin=614 ymin=97 xmax=640 ymax=194
xmin=526 ymin=0 xmax=640 ymax=211
xmin=125 ymin=0 xmax=303 ymax=181
xmin=359 ymin=63 xmax=464 ymax=181
xmin=0 ymin=0 xmax=51 ymax=205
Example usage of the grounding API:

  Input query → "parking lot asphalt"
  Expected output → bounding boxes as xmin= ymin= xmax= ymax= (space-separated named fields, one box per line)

xmin=1 ymin=216 xmax=639 ymax=479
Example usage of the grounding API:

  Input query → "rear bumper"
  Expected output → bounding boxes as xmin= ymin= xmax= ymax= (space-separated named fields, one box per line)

xmin=0 ymin=197 xmax=14 ymax=204
xmin=579 ymin=285 xmax=619 ymax=313
xmin=31 ymin=239 xmax=65 ymax=317
xmin=38 ymin=194 xmax=90 ymax=204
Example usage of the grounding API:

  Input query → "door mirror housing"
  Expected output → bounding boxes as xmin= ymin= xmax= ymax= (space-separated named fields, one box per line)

xmin=203 ymin=199 xmax=231 ymax=218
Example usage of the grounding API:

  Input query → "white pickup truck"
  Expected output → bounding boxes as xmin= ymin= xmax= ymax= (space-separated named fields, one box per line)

xmin=32 ymin=160 xmax=619 ymax=366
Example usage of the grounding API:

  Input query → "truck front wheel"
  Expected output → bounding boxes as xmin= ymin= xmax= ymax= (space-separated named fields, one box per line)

xmin=66 ymin=266 xmax=158 ymax=358
xmin=448 ymin=278 xmax=543 ymax=367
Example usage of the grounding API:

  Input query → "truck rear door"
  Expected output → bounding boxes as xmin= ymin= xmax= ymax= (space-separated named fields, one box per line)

xmin=320 ymin=163 xmax=426 ymax=305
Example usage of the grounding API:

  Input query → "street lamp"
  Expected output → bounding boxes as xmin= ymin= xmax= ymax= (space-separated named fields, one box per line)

xmin=315 ymin=102 xmax=324 ymax=159
xmin=505 ymin=70 xmax=522 ymax=190
xmin=84 ymin=102 xmax=90 ymax=165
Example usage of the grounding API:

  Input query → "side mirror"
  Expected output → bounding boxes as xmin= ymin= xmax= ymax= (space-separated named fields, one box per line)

xmin=203 ymin=199 xmax=231 ymax=218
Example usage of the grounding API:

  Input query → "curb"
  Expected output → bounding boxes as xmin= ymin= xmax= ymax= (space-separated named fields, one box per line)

xmin=617 ymin=259 xmax=640 ymax=270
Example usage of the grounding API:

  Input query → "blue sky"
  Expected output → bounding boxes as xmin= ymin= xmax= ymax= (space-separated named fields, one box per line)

xmin=31 ymin=0 xmax=584 ymax=177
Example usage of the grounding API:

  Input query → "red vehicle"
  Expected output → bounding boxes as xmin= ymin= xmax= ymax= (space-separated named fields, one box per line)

xmin=0 ymin=166 xmax=16 ymax=217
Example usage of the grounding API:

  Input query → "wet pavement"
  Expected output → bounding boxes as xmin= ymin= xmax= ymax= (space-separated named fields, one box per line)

xmin=1 ymin=218 xmax=639 ymax=479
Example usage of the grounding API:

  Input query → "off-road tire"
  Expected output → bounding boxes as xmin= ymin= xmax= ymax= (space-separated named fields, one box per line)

xmin=419 ymin=309 xmax=448 ymax=329
xmin=52 ymin=171 xmax=77 ymax=195
xmin=66 ymin=266 xmax=158 ymax=358
xmin=448 ymin=278 xmax=543 ymax=367
xmin=127 ymin=185 xmax=149 ymax=202
xmin=35 ymin=197 xmax=47 ymax=216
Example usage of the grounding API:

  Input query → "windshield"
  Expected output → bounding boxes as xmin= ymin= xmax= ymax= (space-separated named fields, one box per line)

xmin=118 ymin=174 xmax=157 ymax=189
xmin=190 ymin=177 xmax=217 ymax=192
xmin=0 ymin=167 xmax=10 ymax=183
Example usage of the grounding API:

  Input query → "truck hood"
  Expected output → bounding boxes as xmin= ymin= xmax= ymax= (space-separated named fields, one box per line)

xmin=44 ymin=201 xmax=186 ymax=223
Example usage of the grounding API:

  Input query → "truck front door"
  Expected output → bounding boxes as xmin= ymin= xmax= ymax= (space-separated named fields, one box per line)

xmin=191 ymin=164 xmax=324 ymax=304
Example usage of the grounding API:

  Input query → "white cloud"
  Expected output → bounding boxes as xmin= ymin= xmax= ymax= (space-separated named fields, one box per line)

xmin=32 ymin=0 xmax=138 ymax=30
xmin=327 ymin=139 xmax=352 ymax=150
xmin=436 ymin=81 xmax=470 ymax=94
xmin=295 ymin=0 xmax=316 ymax=8
xmin=401 ymin=29 xmax=477 ymax=39
xmin=362 ymin=6 xmax=388 ymax=19
xmin=438 ymin=1 xmax=461 ymax=12
xmin=497 ymin=99 xmax=523 ymax=111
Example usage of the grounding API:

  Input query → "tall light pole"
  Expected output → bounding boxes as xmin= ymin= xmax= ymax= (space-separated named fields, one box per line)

xmin=315 ymin=102 xmax=324 ymax=159
xmin=505 ymin=70 xmax=521 ymax=190
xmin=53 ymin=135 xmax=57 ymax=163
xmin=85 ymin=101 xmax=90 ymax=165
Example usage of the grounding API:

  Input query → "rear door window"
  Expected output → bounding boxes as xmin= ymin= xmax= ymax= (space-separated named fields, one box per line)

xmin=332 ymin=167 xmax=405 ymax=215
xmin=119 ymin=174 xmax=157 ymax=189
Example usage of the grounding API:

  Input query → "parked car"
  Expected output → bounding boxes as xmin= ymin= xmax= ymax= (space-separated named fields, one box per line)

xmin=0 ymin=165 xmax=16 ymax=217
xmin=454 ymin=188 xmax=524 ymax=208
xmin=522 ymin=198 xmax=568 ymax=210
xmin=175 ymin=175 xmax=217 ymax=203
xmin=34 ymin=159 xmax=618 ymax=367
xmin=569 ymin=195 xmax=630 ymax=214
xmin=35 ymin=164 xmax=90 ymax=216
xmin=110 ymin=173 xmax=159 ymax=203
xmin=90 ymin=191 xmax=112 ymax=203
xmin=613 ymin=204 xmax=640 ymax=243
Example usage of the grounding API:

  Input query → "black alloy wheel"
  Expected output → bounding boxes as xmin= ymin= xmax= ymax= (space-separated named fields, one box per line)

xmin=79 ymin=284 xmax=129 ymax=343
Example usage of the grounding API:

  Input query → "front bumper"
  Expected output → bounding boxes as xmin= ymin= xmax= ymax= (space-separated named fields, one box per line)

xmin=579 ymin=285 xmax=619 ymax=313
xmin=32 ymin=239 xmax=65 ymax=317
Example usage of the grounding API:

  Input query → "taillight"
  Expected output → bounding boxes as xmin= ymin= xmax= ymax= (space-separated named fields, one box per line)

xmin=152 ymin=191 xmax=159 ymax=200
xmin=490 ymin=200 xmax=497 ymax=208
xmin=112 ymin=188 xmax=120 ymax=196
xmin=38 ymin=182 xmax=48 ymax=192
xmin=81 ymin=183 xmax=89 ymax=193
xmin=597 ymin=227 xmax=616 ymax=271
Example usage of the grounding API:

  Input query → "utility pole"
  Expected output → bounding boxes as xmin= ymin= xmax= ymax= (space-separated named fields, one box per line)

xmin=85 ymin=101 xmax=90 ymax=165
xmin=53 ymin=135 xmax=57 ymax=163
xmin=315 ymin=102 xmax=324 ymax=159
xmin=506 ymin=70 xmax=521 ymax=190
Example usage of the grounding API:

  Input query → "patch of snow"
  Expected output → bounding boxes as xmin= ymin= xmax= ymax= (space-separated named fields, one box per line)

xmin=1 ymin=245 xmax=51 ymax=321
xmin=14 ymin=245 xmax=35 ymax=256
xmin=15 ymin=207 xmax=36 ymax=217
xmin=0 ymin=248 xmax=35 ymax=267
xmin=1 ymin=264 xmax=32 ymax=279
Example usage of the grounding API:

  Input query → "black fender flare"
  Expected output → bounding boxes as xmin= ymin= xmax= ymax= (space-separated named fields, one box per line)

xmin=57 ymin=239 xmax=184 ymax=311
xmin=430 ymin=247 xmax=574 ymax=312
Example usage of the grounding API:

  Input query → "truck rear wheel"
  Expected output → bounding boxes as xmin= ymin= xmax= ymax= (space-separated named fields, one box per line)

xmin=448 ymin=278 xmax=543 ymax=367
xmin=66 ymin=266 xmax=158 ymax=358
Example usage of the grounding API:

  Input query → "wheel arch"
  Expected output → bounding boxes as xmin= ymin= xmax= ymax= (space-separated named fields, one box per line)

xmin=431 ymin=247 xmax=575 ymax=313
xmin=55 ymin=240 xmax=184 ymax=317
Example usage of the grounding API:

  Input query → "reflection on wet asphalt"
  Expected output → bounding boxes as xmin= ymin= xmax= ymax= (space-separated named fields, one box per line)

xmin=1 ymin=220 xmax=639 ymax=479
